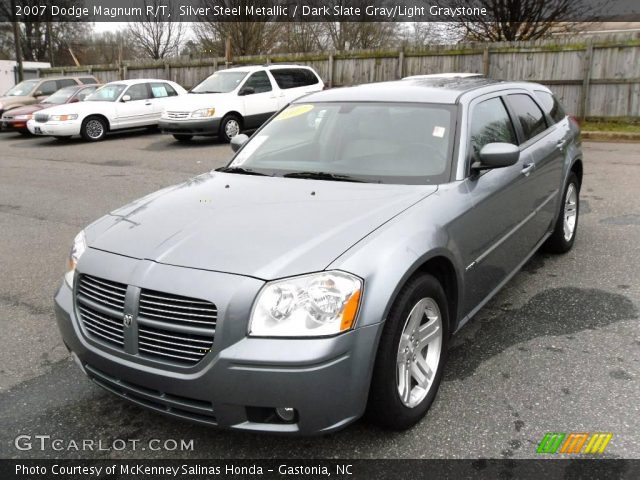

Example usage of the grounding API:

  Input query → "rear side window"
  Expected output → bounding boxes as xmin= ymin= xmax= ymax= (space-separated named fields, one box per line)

xmin=506 ymin=94 xmax=548 ymax=142
xmin=242 ymin=71 xmax=272 ymax=93
xmin=57 ymin=78 xmax=77 ymax=89
xmin=469 ymin=97 xmax=517 ymax=159
xmin=270 ymin=68 xmax=319 ymax=89
xmin=150 ymin=83 xmax=178 ymax=98
xmin=80 ymin=77 xmax=98 ymax=84
xmin=534 ymin=90 xmax=566 ymax=124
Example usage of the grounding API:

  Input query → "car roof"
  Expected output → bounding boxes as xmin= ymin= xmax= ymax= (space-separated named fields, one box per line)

xmin=220 ymin=64 xmax=315 ymax=73
xmin=104 ymin=79 xmax=175 ymax=86
xmin=299 ymin=77 xmax=549 ymax=104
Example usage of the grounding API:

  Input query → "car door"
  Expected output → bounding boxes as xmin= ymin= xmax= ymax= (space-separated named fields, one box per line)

xmin=458 ymin=94 xmax=538 ymax=316
xmin=504 ymin=93 xmax=564 ymax=240
xmin=115 ymin=83 xmax=154 ymax=128
xmin=238 ymin=71 xmax=279 ymax=129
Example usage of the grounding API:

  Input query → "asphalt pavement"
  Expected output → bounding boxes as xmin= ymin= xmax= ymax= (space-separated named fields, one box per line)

xmin=0 ymin=130 xmax=638 ymax=459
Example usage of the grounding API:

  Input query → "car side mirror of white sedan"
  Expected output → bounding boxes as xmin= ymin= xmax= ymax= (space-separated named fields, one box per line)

xmin=121 ymin=95 xmax=131 ymax=102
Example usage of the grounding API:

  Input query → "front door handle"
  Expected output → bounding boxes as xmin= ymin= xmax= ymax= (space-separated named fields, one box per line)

xmin=521 ymin=163 xmax=535 ymax=176
xmin=556 ymin=139 xmax=567 ymax=149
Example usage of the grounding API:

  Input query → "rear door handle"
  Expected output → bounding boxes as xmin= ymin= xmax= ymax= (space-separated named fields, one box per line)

xmin=521 ymin=163 xmax=535 ymax=176
xmin=556 ymin=139 xmax=567 ymax=149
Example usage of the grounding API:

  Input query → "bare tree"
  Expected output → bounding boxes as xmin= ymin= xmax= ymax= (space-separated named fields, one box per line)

xmin=276 ymin=23 xmax=326 ymax=54
xmin=322 ymin=22 xmax=398 ymax=51
xmin=446 ymin=0 xmax=599 ymax=41
xmin=128 ymin=0 xmax=185 ymax=60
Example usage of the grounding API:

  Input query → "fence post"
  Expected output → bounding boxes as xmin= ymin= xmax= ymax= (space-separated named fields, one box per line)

xmin=580 ymin=41 xmax=594 ymax=121
xmin=328 ymin=54 xmax=334 ymax=88
xmin=164 ymin=62 xmax=170 ymax=79
xmin=482 ymin=47 xmax=490 ymax=76
xmin=122 ymin=65 xmax=128 ymax=80
xmin=398 ymin=49 xmax=404 ymax=79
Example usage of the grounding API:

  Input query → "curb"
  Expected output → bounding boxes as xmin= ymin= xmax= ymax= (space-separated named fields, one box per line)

xmin=582 ymin=131 xmax=640 ymax=142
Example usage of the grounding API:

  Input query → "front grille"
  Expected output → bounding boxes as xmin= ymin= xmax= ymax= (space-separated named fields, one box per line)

xmin=74 ymin=275 xmax=216 ymax=366
xmin=34 ymin=113 xmax=49 ymax=123
xmin=85 ymin=364 xmax=217 ymax=425
xmin=137 ymin=289 xmax=216 ymax=365
xmin=165 ymin=111 xmax=190 ymax=120
xmin=76 ymin=275 xmax=126 ymax=348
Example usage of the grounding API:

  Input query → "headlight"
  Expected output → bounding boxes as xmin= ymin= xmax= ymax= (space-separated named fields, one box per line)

xmin=191 ymin=108 xmax=215 ymax=118
xmin=49 ymin=114 xmax=78 ymax=121
xmin=64 ymin=230 xmax=87 ymax=287
xmin=15 ymin=114 xmax=32 ymax=120
xmin=249 ymin=271 xmax=362 ymax=337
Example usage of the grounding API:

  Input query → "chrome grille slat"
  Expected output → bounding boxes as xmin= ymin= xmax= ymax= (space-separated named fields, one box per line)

xmin=81 ymin=314 xmax=123 ymax=336
xmin=77 ymin=290 xmax=124 ymax=311
xmin=81 ymin=279 xmax=126 ymax=297
xmin=84 ymin=323 xmax=124 ymax=345
xmin=78 ymin=306 xmax=123 ymax=329
xmin=79 ymin=283 xmax=125 ymax=303
xmin=138 ymin=329 xmax=212 ymax=345
xmin=87 ymin=276 xmax=127 ymax=293
xmin=138 ymin=304 xmax=216 ymax=318
xmin=140 ymin=291 xmax=214 ymax=306
xmin=139 ymin=298 xmax=215 ymax=312
xmin=165 ymin=111 xmax=190 ymax=119
xmin=138 ymin=339 xmax=209 ymax=355
xmin=84 ymin=318 xmax=124 ymax=338
xmin=137 ymin=311 xmax=216 ymax=325
xmin=138 ymin=346 xmax=202 ymax=362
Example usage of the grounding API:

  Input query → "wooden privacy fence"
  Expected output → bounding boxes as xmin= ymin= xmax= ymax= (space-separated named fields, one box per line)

xmin=41 ymin=32 xmax=640 ymax=120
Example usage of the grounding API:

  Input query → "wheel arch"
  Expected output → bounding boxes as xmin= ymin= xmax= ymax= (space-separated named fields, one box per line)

xmin=570 ymin=158 xmax=583 ymax=187
xmin=83 ymin=113 xmax=111 ymax=131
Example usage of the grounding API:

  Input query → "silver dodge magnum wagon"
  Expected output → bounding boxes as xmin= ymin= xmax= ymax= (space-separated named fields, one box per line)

xmin=55 ymin=76 xmax=582 ymax=434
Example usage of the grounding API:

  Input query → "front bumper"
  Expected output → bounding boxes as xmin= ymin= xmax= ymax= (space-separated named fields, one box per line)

xmin=27 ymin=119 xmax=81 ymax=137
xmin=54 ymin=249 xmax=381 ymax=435
xmin=1 ymin=119 xmax=29 ymax=132
xmin=159 ymin=118 xmax=220 ymax=136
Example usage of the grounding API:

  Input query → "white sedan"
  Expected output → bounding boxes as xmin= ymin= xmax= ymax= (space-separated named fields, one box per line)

xmin=27 ymin=79 xmax=186 ymax=141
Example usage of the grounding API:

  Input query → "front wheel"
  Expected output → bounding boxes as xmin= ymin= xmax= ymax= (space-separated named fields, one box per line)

xmin=219 ymin=114 xmax=242 ymax=143
xmin=80 ymin=116 xmax=107 ymax=142
xmin=543 ymin=172 xmax=580 ymax=253
xmin=366 ymin=274 xmax=448 ymax=430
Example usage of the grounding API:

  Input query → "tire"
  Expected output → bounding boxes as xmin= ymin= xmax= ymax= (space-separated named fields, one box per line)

xmin=543 ymin=172 xmax=580 ymax=254
xmin=173 ymin=134 xmax=193 ymax=142
xmin=366 ymin=273 xmax=449 ymax=430
xmin=19 ymin=130 xmax=32 ymax=136
xmin=219 ymin=114 xmax=242 ymax=143
xmin=80 ymin=116 xmax=107 ymax=142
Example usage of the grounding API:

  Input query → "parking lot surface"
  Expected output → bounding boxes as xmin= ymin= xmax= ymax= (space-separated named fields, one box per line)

xmin=0 ymin=130 xmax=638 ymax=459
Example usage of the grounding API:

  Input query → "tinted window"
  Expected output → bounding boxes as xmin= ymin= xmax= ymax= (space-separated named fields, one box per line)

xmin=38 ymin=80 xmax=58 ymax=96
xmin=469 ymin=97 xmax=517 ymax=159
xmin=80 ymin=77 xmax=98 ymax=84
xmin=242 ymin=71 xmax=272 ymax=94
xmin=534 ymin=90 xmax=566 ymax=124
xmin=270 ymin=68 xmax=319 ymax=89
xmin=507 ymin=94 xmax=548 ymax=141
xmin=56 ymin=78 xmax=77 ymax=89
xmin=125 ymin=84 xmax=149 ymax=101
xmin=150 ymin=83 xmax=177 ymax=98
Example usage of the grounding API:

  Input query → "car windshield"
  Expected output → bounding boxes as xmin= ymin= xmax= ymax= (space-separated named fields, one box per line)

xmin=42 ymin=87 xmax=76 ymax=104
xmin=85 ymin=84 xmax=126 ymax=102
xmin=228 ymin=102 xmax=455 ymax=184
xmin=191 ymin=71 xmax=248 ymax=94
xmin=5 ymin=80 xmax=39 ymax=96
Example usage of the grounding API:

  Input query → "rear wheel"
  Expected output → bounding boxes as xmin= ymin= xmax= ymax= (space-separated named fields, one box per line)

xmin=173 ymin=134 xmax=193 ymax=142
xmin=543 ymin=172 xmax=580 ymax=253
xmin=219 ymin=114 xmax=242 ymax=143
xmin=80 ymin=116 xmax=107 ymax=142
xmin=367 ymin=274 xmax=448 ymax=430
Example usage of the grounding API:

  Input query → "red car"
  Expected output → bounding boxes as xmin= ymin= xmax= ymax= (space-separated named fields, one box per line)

xmin=1 ymin=84 xmax=100 ymax=134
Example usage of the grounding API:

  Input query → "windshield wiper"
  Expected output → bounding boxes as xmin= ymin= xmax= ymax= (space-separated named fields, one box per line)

xmin=190 ymin=90 xmax=222 ymax=94
xmin=283 ymin=171 xmax=364 ymax=183
xmin=216 ymin=166 xmax=270 ymax=176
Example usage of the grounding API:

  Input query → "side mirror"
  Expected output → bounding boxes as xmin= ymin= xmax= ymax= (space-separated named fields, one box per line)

xmin=33 ymin=91 xmax=43 ymax=97
xmin=69 ymin=98 xmax=79 ymax=103
xmin=472 ymin=143 xmax=520 ymax=170
xmin=238 ymin=86 xmax=255 ymax=96
xmin=230 ymin=134 xmax=249 ymax=152
xmin=121 ymin=94 xmax=131 ymax=102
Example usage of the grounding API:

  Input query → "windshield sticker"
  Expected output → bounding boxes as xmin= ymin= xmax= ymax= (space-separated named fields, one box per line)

xmin=432 ymin=126 xmax=446 ymax=138
xmin=275 ymin=104 xmax=314 ymax=121
xmin=230 ymin=135 xmax=269 ymax=166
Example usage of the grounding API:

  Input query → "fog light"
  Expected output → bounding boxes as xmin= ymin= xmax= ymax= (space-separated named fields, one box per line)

xmin=70 ymin=351 xmax=87 ymax=376
xmin=275 ymin=407 xmax=296 ymax=423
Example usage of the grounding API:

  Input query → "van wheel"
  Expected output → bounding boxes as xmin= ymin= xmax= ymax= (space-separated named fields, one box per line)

xmin=366 ymin=273 xmax=448 ymax=430
xmin=219 ymin=114 xmax=242 ymax=143
xmin=173 ymin=134 xmax=193 ymax=142
xmin=81 ymin=116 xmax=107 ymax=141
xmin=543 ymin=172 xmax=580 ymax=253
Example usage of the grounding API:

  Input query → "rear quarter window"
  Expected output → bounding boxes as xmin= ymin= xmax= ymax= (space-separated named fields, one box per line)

xmin=270 ymin=68 xmax=319 ymax=89
xmin=534 ymin=90 xmax=567 ymax=124
xmin=506 ymin=94 xmax=548 ymax=142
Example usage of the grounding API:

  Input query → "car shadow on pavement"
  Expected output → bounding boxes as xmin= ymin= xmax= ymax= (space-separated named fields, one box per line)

xmin=144 ymin=136 xmax=227 ymax=151
xmin=5 ymin=128 xmax=161 ymax=148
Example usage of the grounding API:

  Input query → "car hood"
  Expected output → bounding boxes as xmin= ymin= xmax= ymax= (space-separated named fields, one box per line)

xmin=37 ymin=101 xmax=110 ymax=116
xmin=163 ymin=93 xmax=233 ymax=111
xmin=87 ymin=172 xmax=437 ymax=280
xmin=0 ymin=95 xmax=35 ymax=107
xmin=3 ymin=103 xmax=46 ymax=116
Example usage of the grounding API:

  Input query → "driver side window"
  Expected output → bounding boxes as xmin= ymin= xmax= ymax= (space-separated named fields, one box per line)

xmin=241 ymin=71 xmax=272 ymax=95
xmin=124 ymin=84 xmax=149 ymax=101
xmin=469 ymin=97 xmax=517 ymax=161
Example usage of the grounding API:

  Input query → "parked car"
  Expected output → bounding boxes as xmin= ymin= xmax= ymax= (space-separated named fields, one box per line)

xmin=26 ymin=79 xmax=186 ymax=141
xmin=159 ymin=64 xmax=324 ymax=142
xmin=0 ymin=75 xmax=97 ymax=126
xmin=1 ymin=84 xmax=100 ymax=134
xmin=54 ymin=77 xmax=581 ymax=434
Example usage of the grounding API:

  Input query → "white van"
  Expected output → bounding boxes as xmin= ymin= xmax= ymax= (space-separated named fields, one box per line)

xmin=159 ymin=65 xmax=324 ymax=142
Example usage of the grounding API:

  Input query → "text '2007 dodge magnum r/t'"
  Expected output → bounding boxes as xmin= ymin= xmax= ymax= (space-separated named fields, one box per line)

xmin=55 ymin=76 xmax=582 ymax=434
